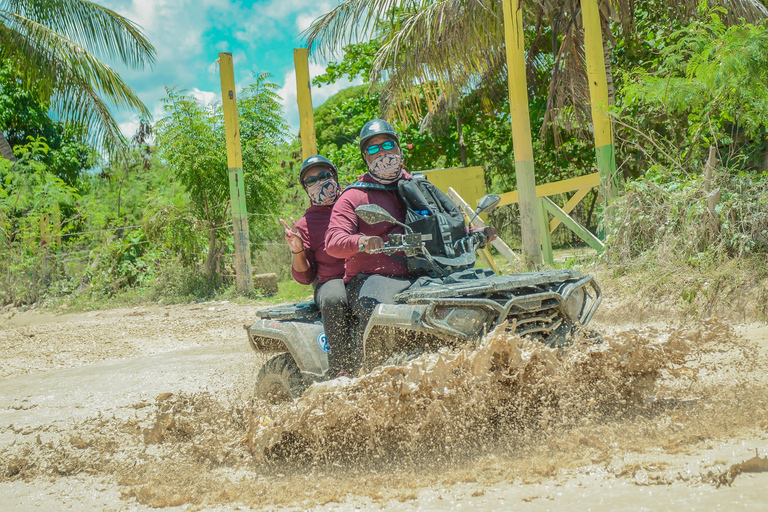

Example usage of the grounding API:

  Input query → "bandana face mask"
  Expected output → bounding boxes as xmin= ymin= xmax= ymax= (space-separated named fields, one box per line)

xmin=368 ymin=153 xmax=403 ymax=184
xmin=306 ymin=178 xmax=339 ymax=206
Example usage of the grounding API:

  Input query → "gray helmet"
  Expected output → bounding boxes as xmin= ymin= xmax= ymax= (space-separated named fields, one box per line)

xmin=299 ymin=155 xmax=337 ymax=187
xmin=358 ymin=119 xmax=399 ymax=151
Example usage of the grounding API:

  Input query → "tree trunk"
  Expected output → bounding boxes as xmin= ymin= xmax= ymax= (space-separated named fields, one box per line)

xmin=203 ymin=227 xmax=218 ymax=280
xmin=0 ymin=131 xmax=16 ymax=162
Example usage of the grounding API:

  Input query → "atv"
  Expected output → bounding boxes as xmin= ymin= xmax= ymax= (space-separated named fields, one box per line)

xmin=246 ymin=195 xmax=602 ymax=401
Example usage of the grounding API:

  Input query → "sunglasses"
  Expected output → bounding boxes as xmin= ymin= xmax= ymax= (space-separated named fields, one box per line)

xmin=303 ymin=169 xmax=334 ymax=187
xmin=365 ymin=140 xmax=396 ymax=155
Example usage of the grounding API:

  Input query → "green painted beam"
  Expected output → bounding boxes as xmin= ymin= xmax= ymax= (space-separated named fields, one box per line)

xmin=540 ymin=197 xmax=605 ymax=253
xmin=538 ymin=199 xmax=554 ymax=265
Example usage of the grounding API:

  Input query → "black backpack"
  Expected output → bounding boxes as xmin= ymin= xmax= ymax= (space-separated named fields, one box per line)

xmin=346 ymin=174 xmax=477 ymax=276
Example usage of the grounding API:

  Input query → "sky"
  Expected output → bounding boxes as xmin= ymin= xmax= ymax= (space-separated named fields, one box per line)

xmin=99 ymin=0 xmax=361 ymax=138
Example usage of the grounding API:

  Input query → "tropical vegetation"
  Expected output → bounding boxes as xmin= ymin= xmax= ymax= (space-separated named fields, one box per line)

xmin=0 ymin=0 xmax=767 ymax=313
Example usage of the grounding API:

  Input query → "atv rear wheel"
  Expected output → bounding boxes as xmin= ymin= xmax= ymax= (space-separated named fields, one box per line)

xmin=255 ymin=353 xmax=309 ymax=402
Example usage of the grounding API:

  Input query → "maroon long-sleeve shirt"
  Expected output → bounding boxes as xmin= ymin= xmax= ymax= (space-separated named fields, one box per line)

xmin=291 ymin=205 xmax=346 ymax=285
xmin=325 ymin=172 xmax=413 ymax=283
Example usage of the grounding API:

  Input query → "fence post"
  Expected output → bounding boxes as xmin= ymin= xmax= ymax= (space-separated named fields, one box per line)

xmin=218 ymin=52 xmax=254 ymax=295
xmin=502 ymin=0 xmax=542 ymax=268
xmin=294 ymin=48 xmax=318 ymax=161
xmin=582 ymin=0 xmax=622 ymax=208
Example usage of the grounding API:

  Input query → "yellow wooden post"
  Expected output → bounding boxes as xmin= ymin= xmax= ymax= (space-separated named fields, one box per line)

xmin=294 ymin=48 xmax=317 ymax=160
xmin=582 ymin=0 xmax=621 ymax=207
xmin=503 ymin=0 xmax=542 ymax=268
xmin=218 ymin=52 xmax=254 ymax=294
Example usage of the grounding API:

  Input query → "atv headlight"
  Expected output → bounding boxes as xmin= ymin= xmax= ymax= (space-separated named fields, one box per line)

xmin=564 ymin=286 xmax=585 ymax=321
xmin=430 ymin=306 xmax=490 ymax=338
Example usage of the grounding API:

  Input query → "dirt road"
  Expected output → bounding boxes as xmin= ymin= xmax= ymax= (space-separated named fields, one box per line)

xmin=1 ymin=301 xmax=767 ymax=511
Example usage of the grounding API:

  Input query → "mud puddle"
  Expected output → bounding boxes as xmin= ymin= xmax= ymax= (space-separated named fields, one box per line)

xmin=1 ymin=305 xmax=768 ymax=511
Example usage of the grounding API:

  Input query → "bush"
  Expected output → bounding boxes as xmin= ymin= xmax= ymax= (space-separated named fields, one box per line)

xmin=604 ymin=168 xmax=768 ymax=265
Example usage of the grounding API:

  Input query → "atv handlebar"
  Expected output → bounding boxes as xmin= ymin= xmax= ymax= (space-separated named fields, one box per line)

xmin=368 ymin=233 xmax=424 ymax=256
xmin=369 ymin=231 xmax=487 ymax=256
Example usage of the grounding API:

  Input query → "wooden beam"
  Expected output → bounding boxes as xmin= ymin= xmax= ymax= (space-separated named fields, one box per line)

xmin=549 ymin=186 xmax=592 ymax=233
xmin=479 ymin=247 xmax=500 ymax=273
xmin=582 ymin=0 xmax=621 ymax=205
xmin=503 ymin=0 xmax=541 ymax=268
xmin=498 ymin=172 xmax=600 ymax=206
xmin=294 ymin=48 xmax=317 ymax=160
xmin=447 ymin=187 xmax=522 ymax=264
xmin=540 ymin=197 xmax=605 ymax=253
xmin=538 ymin=199 xmax=554 ymax=265
xmin=218 ymin=52 xmax=254 ymax=294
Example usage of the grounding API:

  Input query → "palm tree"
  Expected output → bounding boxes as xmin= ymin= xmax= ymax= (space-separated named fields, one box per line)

xmin=304 ymin=0 xmax=768 ymax=136
xmin=0 ymin=0 xmax=156 ymax=160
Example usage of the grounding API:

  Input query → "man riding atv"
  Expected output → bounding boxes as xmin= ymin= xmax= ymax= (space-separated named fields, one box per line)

xmin=279 ymin=155 xmax=354 ymax=378
xmin=248 ymin=119 xmax=601 ymax=401
xmin=325 ymin=119 xmax=498 ymax=375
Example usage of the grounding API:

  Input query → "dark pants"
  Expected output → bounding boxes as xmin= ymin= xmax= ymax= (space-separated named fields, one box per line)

xmin=345 ymin=274 xmax=415 ymax=373
xmin=314 ymin=279 xmax=353 ymax=376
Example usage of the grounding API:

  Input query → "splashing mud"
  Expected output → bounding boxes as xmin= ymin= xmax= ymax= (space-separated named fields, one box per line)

xmin=251 ymin=321 xmax=689 ymax=463
xmin=2 ymin=319 xmax=767 ymax=509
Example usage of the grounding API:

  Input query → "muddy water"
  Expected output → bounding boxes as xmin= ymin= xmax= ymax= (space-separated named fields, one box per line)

xmin=1 ymin=305 xmax=767 ymax=511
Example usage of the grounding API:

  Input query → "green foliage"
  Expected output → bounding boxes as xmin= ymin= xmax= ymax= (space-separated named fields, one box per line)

xmin=619 ymin=9 xmax=768 ymax=169
xmin=0 ymin=137 xmax=79 ymax=241
xmin=604 ymin=168 xmax=768 ymax=264
xmin=156 ymin=74 xmax=287 ymax=225
xmin=313 ymin=41 xmax=381 ymax=86
xmin=155 ymin=74 xmax=288 ymax=280
xmin=0 ymin=62 xmax=97 ymax=185
xmin=0 ymin=137 xmax=81 ymax=304
xmin=0 ymin=0 xmax=155 ymax=153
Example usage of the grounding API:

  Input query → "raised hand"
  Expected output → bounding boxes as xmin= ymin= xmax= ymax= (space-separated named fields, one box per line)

xmin=279 ymin=217 xmax=304 ymax=254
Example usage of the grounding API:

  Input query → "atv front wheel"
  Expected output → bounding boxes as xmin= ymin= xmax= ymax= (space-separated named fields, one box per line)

xmin=255 ymin=353 xmax=309 ymax=402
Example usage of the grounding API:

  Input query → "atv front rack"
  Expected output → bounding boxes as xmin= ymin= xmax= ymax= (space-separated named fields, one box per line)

xmin=366 ymin=271 xmax=601 ymax=344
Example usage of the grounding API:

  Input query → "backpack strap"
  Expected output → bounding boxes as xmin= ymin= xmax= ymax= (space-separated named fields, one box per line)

xmin=343 ymin=181 xmax=399 ymax=193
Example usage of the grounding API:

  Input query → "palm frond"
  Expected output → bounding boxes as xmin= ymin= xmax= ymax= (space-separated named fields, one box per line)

xmin=0 ymin=12 xmax=150 ymax=152
xmin=304 ymin=0 xmax=435 ymax=59
xmin=2 ymin=0 xmax=155 ymax=68
xmin=372 ymin=0 xmax=506 ymax=122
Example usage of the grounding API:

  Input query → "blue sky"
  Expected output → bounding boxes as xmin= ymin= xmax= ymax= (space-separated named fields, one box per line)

xmin=100 ymin=0 xmax=361 ymax=138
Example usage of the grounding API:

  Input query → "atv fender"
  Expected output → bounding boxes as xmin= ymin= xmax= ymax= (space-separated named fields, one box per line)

xmin=247 ymin=319 xmax=330 ymax=377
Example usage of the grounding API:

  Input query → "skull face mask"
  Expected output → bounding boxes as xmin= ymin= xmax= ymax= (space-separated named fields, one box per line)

xmin=368 ymin=153 xmax=403 ymax=184
xmin=306 ymin=178 xmax=339 ymax=206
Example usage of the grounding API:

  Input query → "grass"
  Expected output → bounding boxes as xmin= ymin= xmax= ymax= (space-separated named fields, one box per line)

xmin=256 ymin=279 xmax=314 ymax=305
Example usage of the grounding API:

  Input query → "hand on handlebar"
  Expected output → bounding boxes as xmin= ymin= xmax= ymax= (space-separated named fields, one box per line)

xmin=483 ymin=226 xmax=498 ymax=242
xmin=357 ymin=235 xmax=385 ymax=253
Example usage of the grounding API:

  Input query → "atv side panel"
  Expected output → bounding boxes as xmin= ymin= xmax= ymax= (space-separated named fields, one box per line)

xmin=247 ymin=319 xmax=329 ymax=376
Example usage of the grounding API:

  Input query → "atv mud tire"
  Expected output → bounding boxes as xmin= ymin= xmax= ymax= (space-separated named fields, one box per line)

xmin=254 ymin=353 xmax=309 ymax=402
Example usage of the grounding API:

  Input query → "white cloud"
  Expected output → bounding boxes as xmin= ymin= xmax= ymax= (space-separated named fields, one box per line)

xmin=189 ymin=88 xmax=219 ymax=107
xmin=119 ymin=114 xmax=140 ymax=140
xmin=88 ymin=1 xmax=356 ymax=145
xmin=296 ymin=14 xmax=317 ymax=33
